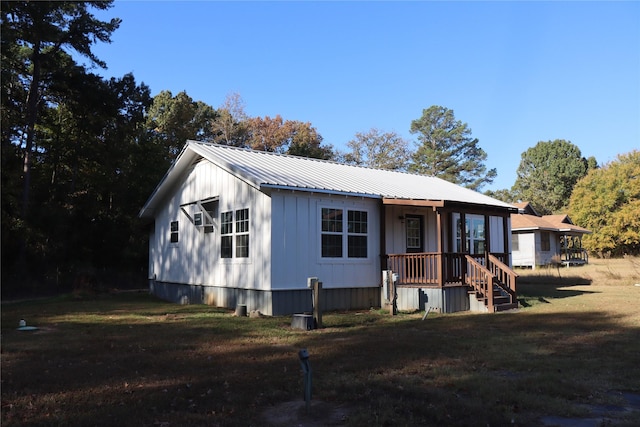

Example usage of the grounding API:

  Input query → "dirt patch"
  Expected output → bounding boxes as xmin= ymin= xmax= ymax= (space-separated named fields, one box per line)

xmin=261 ymin=400 xmax=352 ymax=426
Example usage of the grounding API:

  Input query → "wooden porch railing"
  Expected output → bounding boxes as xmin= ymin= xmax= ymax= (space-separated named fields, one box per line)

xmin=387 ymin=252 xmax=518 ymax=311
xmin=487 ymin=254 xmax=517 ymax=301
xmin=387 ymin=252 xmax=511 ymax=287
xmin=387 ymin=252 xmax=442 ymax=285
xmin=465 ymin=255 xmax=496 ymax=312
xmin=560 ymin=248 xmax=589 ymax=264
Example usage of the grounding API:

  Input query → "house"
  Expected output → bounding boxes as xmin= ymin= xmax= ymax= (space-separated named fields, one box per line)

xmin=511 ymin=202 xmax=591 ymax=269
xmin=139 ymin=141 xmax=520 ymax=315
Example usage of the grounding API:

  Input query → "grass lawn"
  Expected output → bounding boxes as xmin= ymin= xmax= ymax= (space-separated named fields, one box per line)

xmin=2 ymin=257 xmax=640 ymax=426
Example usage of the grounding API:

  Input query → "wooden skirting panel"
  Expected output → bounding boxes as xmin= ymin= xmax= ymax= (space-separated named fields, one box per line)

xmin=149 ymin=280 xmax=381 ymax=316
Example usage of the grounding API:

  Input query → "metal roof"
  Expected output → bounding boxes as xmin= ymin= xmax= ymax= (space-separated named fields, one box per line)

xmin=140 ymin=141 xmax=517 ymax=218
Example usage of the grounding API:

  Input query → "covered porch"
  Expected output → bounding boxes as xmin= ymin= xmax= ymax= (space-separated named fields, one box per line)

xmin=560 ymin=233 xmax=589 ymax=266
xmin=381 ymin=198 xmax=519 ymax=313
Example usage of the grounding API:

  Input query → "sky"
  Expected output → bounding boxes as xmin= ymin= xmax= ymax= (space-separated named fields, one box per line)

xmin=86 ymin=1 xmax=640 ymax=191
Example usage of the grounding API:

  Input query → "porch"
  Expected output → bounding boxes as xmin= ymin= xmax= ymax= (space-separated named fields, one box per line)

xmin=386 ymin=252 xmax=518 ymax=312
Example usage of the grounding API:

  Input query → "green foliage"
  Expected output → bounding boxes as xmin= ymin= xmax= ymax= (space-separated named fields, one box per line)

xmin=512 ymin=139 xmax=593 ymax=215
xmin=484 ymin=188 xmax=517 ymax=203
xmin=569 ymin=150 xmax=640 ymax=256
xmin=342 ymin=128 xmax=410 ymax=170
xmin=146 ymin=90 xmax=217 ymax=159
xmin=408 ymin=105 xmax=496 ymax=190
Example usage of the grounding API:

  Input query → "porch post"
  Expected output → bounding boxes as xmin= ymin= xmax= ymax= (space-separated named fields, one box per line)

xmin=484 ymin=214 xmax=491 ymax=264
xmin=436 ymin=209 xmax=443 ymax=286
xmin=503 ymin=213 xmax=510 ymax=266
xmin=380 ymin=199 xmax=387 ymax=270
xmin=460 ymin=212 xmax=467 ymax=253
xmin=460 ymin=212 xmax=467 ymax=285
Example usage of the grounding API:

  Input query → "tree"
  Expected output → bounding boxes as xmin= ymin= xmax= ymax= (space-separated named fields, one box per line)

xmin=146 ymin=90 xmax=217 ymax=159
xmin=244 ymin=115 xmax=333 ymax=159
xmin=569 ymin=150 xmax=640 ymax=256
xmin=512 ymin=139 xmax=595 ymax=215
xmin=211 ymin=92 xmax=250 ymax=146
xmin=408 ymin=105 xmax=496 ymax=190
xmin=484 ymin=188 xmax=517 ymax=204
xmin=343 ymin=128 xmax=410 ymax=170
xmin=1 ymin=1 xmax=120 ymax=218
xmin=285 ymin=120 xmax=334 ymax=160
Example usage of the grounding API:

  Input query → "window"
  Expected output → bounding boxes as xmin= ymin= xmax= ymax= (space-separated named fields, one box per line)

xmin=220 ymin=208 xmax=250 ymax=258
xmin=348 ymin=210 xmax=368 ymax=258
xmin=540 ymin=232 xmax=550 ymax=252
xmin=321 ymin=208 xmax=343 ymax=257
xmin=170 ymin=221 xmax=179 ymax=243
xmin=221 ymin=211 xmax=233 ymax=258
xmin=454 ymin=214 xmax=485 ymax=254
xmin=235 ymin=208 xmax=249 ymax=258
xmin=321 ymin=208 xmax=368 ymax=258
xmin=511 ymin=234 xmax=519 ymax=252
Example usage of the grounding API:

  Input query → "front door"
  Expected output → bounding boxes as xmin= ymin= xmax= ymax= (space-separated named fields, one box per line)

xmin=406 ymin=215 xmax=424 ymax=253
xmin=405 ymin=215 xmax=425 ymax=280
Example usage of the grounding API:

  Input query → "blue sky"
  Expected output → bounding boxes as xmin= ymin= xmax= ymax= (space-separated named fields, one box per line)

xmin=88 ymin=1 xmax=640 ymax=191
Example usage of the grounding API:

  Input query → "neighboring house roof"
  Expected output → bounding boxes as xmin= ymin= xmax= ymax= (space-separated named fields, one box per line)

xmin=140 ymin=141 xmax=518 ymax=218
xmin=513 ymin=201 xmax=541 ymax=216
xmin=511 ymin=206 xmax=591 ymax=234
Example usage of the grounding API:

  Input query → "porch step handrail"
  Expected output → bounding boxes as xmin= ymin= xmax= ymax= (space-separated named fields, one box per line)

xmin=465 ymin=255 xmax=495 ymax=312
xmin=487 ymin=254 xmax=518 ymax=300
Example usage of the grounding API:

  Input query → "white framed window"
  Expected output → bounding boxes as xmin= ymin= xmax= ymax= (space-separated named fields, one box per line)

xmin=235 ymin=208 xmax=249 ymax=258
xmin=321 ymin=207 xmax=368 ymax=259
xmin=220 ymin=208 xmax=249 ymax=258
xmin=170 ymin=221 xmax=179 ymax=243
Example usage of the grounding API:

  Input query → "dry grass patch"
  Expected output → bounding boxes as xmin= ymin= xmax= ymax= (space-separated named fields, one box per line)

xmin=2 ymin=260 xmax=640 ymax=426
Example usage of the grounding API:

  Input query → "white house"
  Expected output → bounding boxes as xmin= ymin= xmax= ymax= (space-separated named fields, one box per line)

xmin=139 ymin=141 xmax=519 ymax=315
xmin=511 ymin=202 xmax=591 ymax=269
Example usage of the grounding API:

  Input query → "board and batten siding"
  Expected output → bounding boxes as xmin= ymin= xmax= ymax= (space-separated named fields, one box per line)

xmin=384 ymin=206 xmax=439 ymax=254
xmin=270 ymin=191 xmax=382 ymax=290
xmin=512 ymin=232 xmax=535 ymax=268
xmin=150 ymin=160 xmax=272 ymax=291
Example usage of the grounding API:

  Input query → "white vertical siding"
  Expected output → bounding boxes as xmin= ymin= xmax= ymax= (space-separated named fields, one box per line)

xmin=151 ymin=160 xmax=272 ymax=290
xmin=512 ymin=232 xmax=535 ymax=268
xmin=270 ymin=191 xmax=381 ymax=290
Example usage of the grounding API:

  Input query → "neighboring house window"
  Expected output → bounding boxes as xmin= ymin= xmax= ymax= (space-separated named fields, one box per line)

xmin=170 ymin=221 xmax=179 ymax=243
xmin=321 ymin=208 xmax=368 ymax=258
xmin=511 ymin=234 xmax=519 ymax=252
xmin=220 ymin=208 xmax=250 ymax=258
xmin=221 ymin=211 xmax=233 ymax=258
xmin=540 ymin=232 xmax=550 ymax=252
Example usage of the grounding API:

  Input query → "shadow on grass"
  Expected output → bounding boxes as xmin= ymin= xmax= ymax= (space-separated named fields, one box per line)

xmin=517 ymin=273 xmax=596 ymax=307
xmin=2 ymin=293 xmax=639 ymax=427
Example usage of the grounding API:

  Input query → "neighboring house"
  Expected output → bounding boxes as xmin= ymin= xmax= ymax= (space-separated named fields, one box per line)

xmin=139 ymin=141 xmax=520 ymax=315
xmin=511 ymin=202 xmax=591 ymax=269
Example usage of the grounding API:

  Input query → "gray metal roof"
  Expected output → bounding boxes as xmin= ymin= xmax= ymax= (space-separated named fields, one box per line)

xmin=140 ymin=140 xmax=516 ymax=218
